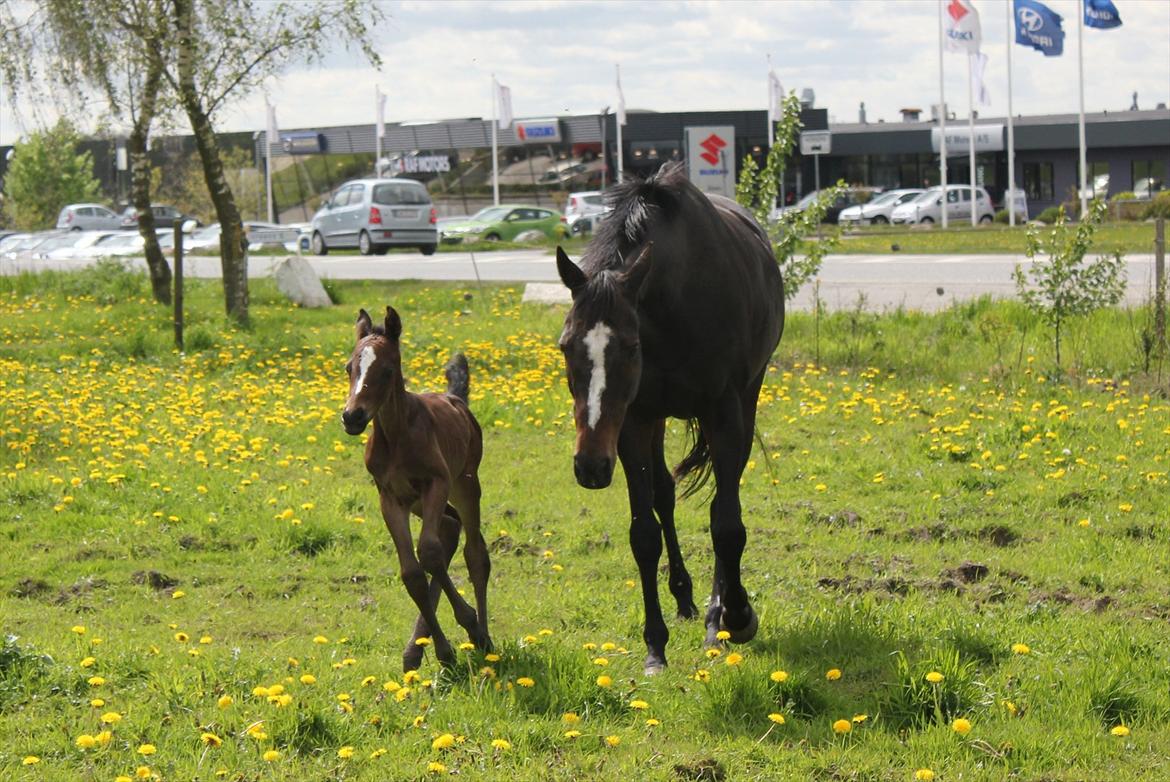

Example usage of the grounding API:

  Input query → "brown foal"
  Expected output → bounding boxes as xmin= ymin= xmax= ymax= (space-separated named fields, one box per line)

xmin=341 ymin=306 xmax=491 ymax=671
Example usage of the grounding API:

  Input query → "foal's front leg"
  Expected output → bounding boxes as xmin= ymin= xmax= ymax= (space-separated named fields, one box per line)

xmin=380 ymin=495 xmax=452 ymax=672
xmin=618 ymin=418 xmax=669 ymax=675
xmin=416 ymin=481 xmax=478 ymax=667
xmin=405 ymin=512 xmax=462 ymax=663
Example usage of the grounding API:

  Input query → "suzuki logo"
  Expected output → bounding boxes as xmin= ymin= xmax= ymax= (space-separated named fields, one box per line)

xmin=1018 ymin=7 xmax=1043 ymax=31
xmin=947 ymin=0 xmax=967 ymax=21
xmin=699 ymin=133 xmax=727 ymax=166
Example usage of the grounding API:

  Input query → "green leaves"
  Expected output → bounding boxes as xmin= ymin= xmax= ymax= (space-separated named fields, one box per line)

xmin=1 ymin=119 xmax=103 ymax=230
xmin=1013 ymin=199 xmax=1127 ymax=368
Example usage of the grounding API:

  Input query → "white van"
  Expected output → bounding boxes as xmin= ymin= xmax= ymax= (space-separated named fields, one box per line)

xmin=891 ymin=185 xmax=995 ymax=225
xmin=310 ymin=178 xmax=438 ymax=256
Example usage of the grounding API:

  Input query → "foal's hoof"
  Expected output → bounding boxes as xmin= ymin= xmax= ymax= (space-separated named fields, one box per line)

xmin=643 ymin=652 xmax=667 ymax=676
xmin=719 ymin=606 xmax=759 ymax=644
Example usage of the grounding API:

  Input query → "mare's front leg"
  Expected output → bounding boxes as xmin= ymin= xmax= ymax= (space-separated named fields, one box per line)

xmin=380 ymin=494 xmax=445 ymax=672
xmin=618 ymin=416 xmax=669 ymax=675
xmin=702 ymin=392 xmax=758 ymax=647
xmin=651 ymin=418 xmax=698 ymax=620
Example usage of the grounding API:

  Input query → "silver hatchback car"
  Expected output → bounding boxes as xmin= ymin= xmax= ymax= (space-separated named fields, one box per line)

xmin=310 ymin=178 xmax=438 ymax=256
xmin=56 ymin=203 xmax=123 ymax=231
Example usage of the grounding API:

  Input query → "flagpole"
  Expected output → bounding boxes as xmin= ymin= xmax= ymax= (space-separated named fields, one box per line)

xmin=938 ymin=0 xmax=949 ymax=229
xmin=375 ymin=86 xmax=383 ymax=179
xmin=967 ymin=53 xmax=977 ymax=227
xmin=265 ymin=102 xmax=274 ymax=224
xmin=491 ymin=75 xmax=499 ymax=206
xmin=766 ymin=54 xmax=775 ymax=149
xmin=1006 ymin=0 xmax=1016 ymax=227
xmin=1076 ymin=2 xmax=1088 ymax=218
xmin=616 ymin=64 xmax=624 ymax=185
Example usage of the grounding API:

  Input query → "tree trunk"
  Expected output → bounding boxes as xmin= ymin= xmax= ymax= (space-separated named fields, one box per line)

xmin=129 ymin=45 xmax=171 ymax=304
xmin=173 ymin=0 xmax=248 ymax=325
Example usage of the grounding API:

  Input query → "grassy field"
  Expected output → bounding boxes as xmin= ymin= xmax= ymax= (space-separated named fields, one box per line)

xmin=1 ymin=267 xmax=1169 ymax=781
xmin=806 ymin=221 xmax=1160 ymax=256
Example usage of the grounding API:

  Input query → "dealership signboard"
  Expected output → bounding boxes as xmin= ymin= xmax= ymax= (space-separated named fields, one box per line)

xmin=515 ymin=119 xmax=562 ymax=144
xmin=683 ymin=125 xmax=736 ymax=198
xmin=930 ymin=124 xmax=1005 ymax=153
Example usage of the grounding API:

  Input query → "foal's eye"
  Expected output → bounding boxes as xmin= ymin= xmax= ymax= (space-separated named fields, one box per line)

xmin=344 ymin=361 xmax=352 ymax=374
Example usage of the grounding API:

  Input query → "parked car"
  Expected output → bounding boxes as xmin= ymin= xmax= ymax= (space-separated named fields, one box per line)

xmin=564 ymin=191 xmax=610 ymax=236
xmin=185 ymin=221 xmax=301 ymax=253
xmin=1078 ymin=173 xmax=1110 ymax=200
xmin=891 ymin=185 xmax=995 ymax=225
xmin=120 ymin=204 xmax=202 ymax=229
xmin=782 ymin=187 xmax=880 ymax=224
xmin=837 ymin=189 xmax=924 ymax=226
xmin=82 ymin=231 xmax=146 ymax=258
xmin=56 ymin=203 xmax=122 ymax=231
xmin=1133 ymin=177 xmax=1165 ymax=199
xmin=311 ymin=177 xmax=438 ymax=256
xmin=439 ymin=205 xmax=567 ymax=243
xmin=30 ymin=230 xmax=117 ymax=260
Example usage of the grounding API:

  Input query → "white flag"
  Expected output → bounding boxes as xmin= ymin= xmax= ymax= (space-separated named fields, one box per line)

xmin=495 ymin=79 xmax=513 ymax=130
xmin=945 ymin=0 xmax=982 ymax=54
xmin=375 ymin=86 xmax=387 ymax=139
xmin=616 ymin=64 xmax=627 ymax=126
xmin=767 ymin=68 xmax=784 ymax=125
xmin=265 ymin=100 xmax=279 ymax=149
xmin=970 ymin=52 xmax=991 ymax=106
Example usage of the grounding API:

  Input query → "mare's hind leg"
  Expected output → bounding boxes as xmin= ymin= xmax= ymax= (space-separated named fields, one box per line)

xmin=702 ymin=379 xmax=763 ymax=647
xmin=404 ymin=512 xmax=462 ymax=670
xmin=451 ymin=474 xmax=492 ymax=651
xmin=651 ymin=419 xmax=698 ymax=620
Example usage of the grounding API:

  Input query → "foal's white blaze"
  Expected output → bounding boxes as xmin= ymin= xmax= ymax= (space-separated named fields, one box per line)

xmin=582 ymin=322 xmax=612 ymax=429
xmin=353 ymin=344 xmax=377 ymax=395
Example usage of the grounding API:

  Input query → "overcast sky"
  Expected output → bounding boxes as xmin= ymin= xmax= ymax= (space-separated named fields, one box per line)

xmin=2 ymin=0 xmax=1168 ymax=146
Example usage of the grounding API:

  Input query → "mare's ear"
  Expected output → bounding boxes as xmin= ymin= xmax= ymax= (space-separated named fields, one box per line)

xmin=556 ymin=246 xmax=587 ymax=298
xmin=355 ymin=308 xmax=373 ymax=340
xmin=620 ymin=242 xmax=653 ymax=301
xmin=384 ymin=306 xmax=402 ymax=341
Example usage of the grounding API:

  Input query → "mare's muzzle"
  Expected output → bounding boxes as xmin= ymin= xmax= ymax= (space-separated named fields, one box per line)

xmin=341 ymin=408 xmax=370 ymax=435
xmin=574 ymin=453 xmax=613 ymax=490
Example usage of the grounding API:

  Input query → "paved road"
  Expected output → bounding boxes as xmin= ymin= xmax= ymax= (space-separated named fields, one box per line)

xmin=4 ymin=249 xmax=1160 ymax=313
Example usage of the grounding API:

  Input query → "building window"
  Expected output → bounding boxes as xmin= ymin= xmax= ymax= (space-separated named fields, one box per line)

xmin=1131 ymin=160 xmax=1165 ymax=196
xmin=1022 ymin=162 xmax=1054 ymax=202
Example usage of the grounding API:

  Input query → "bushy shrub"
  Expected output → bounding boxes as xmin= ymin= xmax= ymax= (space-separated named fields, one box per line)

xmin=1036 ymin=206 xmax=1062 ymax=224
xmin=1142 ymin=190 xmax=1170 ymax=220
xmin=993 ymin=209 xmax=1010 ymax=224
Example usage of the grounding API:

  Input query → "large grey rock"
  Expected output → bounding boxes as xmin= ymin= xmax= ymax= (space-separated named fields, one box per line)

xmin=274 ymin=256 xmax=332 ymax=308
xmin=521 ymin=282 xmax=571 ymax=304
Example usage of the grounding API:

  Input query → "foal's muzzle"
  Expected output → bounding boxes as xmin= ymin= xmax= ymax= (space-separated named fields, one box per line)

xmin=341 ymin=408 xmax=370 ymax=435
xmin=574 ymin=453 xmax=614 ymax=490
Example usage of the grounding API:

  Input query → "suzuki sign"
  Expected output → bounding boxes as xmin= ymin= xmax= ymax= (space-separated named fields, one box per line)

xmin=683 ymin=125 xmax=735 ymax=198
xmin=515 ymin=119 xmax=562 ymax=144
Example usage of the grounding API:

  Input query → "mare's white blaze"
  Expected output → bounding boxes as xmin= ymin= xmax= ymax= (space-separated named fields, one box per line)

xmin=582 ymin=322 xmax=612 ymax=429
xmin=353 ymin=345 xmax=377 ymax=395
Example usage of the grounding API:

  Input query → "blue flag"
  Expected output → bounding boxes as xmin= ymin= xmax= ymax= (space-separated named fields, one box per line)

xmin=1084 ymin=0 xmax=1122 ymax=29
xmin=1014 ymin=0 xmax=1064 ymax=56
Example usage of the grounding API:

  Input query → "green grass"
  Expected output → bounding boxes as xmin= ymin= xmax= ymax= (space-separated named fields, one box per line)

xmin=810 ymin=221 xmax=1158 ymax=255
xmin=1 ymin=268 xmax=1169 ymax=780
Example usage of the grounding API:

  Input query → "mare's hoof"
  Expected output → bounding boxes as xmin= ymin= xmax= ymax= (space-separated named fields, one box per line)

xmin=719 ymin=606 xmax=759 ymax=644
xmin=473 ymin=632 xmax=494 ymax=653
xmin=643 ymin=652 xmax=667 ymax=676
xmin=677 ymin=601 xmax=700 ymax=621
xmin=403 ymin=652 xmax=424 ymax=673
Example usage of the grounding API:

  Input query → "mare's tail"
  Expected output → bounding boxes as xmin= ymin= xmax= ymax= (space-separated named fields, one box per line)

xmin=674 ymin=420 xmax=712 ymax=499
xmin=444 ymin=353 xmax=470 ymax=402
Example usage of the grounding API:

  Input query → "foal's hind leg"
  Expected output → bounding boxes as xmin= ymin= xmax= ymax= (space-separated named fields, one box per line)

xmin=404 ymin=512 xmax=462 ymax=671
xmin=415 ymin=482 xmax=482 ymax=666
xmin=451 ymin=473 xmax=492 ymax=651
xmin=651 ymin=419 xmax=698 ymax=620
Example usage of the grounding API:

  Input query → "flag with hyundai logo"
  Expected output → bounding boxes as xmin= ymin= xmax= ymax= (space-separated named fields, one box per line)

xmin=1014 ymin=0 xmax=1064 ymax=56
xmin=767 ymin=69 xmax=784 ymax=127
xmin=945 ymin=0 xmax=982 ymax=54
xmin=1084 ymin=0 xmax=1122 ymax=29
xmin=495 ymin=79 xmax=513 ymax=130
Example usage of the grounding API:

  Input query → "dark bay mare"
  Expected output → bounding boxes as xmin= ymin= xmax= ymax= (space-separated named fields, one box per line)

xmin=555 ymin=162 xmax=784 ymax=674
xmin=341 ymin=307 xmax=492 ymax=671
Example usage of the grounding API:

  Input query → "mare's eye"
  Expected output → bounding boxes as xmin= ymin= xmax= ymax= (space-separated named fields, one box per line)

xmin=381 ymin=366 xmax=394 ymax=379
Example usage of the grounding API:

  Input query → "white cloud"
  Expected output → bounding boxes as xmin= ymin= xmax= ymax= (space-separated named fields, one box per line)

xmin=2 ymin=0 xmax=1167 ymax=145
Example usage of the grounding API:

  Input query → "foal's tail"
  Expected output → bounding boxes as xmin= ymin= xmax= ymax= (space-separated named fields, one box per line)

xmin=444 ymin=353 xmax=470 ymax=402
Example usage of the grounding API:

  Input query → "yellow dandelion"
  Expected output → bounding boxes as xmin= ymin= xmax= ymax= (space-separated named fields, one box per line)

xmin=852 ymin=714 xmax=868 ymax=724
xmin=915 ymin=770 xmax=936 ymax=781
xmin=87 ymin=676 xmax=106 ymax=687
xmin=491 ymin=739 xmax=512 ymax=751
xmin=593 ymin=656 xmax=609 ymax=666
xmin=1011 ymin=643 xmax=1031 ymax=655
xmin=76 ymin=734 xmax=97 ymax=749
xmin=416 ymin=637 xmax=432 ymax=647
xmin=630 ymin=699 xmax=649 ymax=710
xmin=252 ymin=686 xmax=270 ymax=698
xmin=338 ymin=746 xmax=355 ymax=759
xmin=403 ymin=670 xmax=422 ymax=684
xmin=582 ymin=642 xmax=597 ymax=651
xmin=715 ymin=630 xmax=731 ymax=641
xmin=370 ymin=747 xmax=388 ymax=759
xmin=459 ymin=642 xmax=475 ymax=651
xmin=427 ymin=761 xmax=448 ymax=774
xmin=563 ymin=730 xmax=582 ymax=739
xmin=768 ymin=713 xmax=786 ymax=724
xmin=200 ymin=636 xmax=212 ymax=645
xmin=21 ymin=756 xmax=39 ymax=765
xmin=705 ymin=648 xmax=722 ymax=659
xmin=1111 ymin=725 xmax=1131 ymax=737
xmin=432 ymin=733 xmax=456 ymax=751
xmin=174 ymin=632 xmax=189 ymax=643
xmin=95 ymin=731 xmax=112 ymax=746
xmin=562 ymin=712 xmax=581 ymax=724
xmin=71 ymin=625 xmax=87 ymax=635
xmin=313 ymin=635 xmax=329 ymax=644
xmin=952 ymin=718 xmax=972 ymax=735
xmin=694 ymin=669 xmax=711 ymax=682
xmin=826 ymin=668 xmax=842 ymax=681
xmin=299 ymin=674 xmax=317 ymax=685
xmin=171 ymin=590 xmax=185 ymax=599
xmin=90 ymin=698 xmax=105 ymax=708
xmin=832 ymin=719 xmax=852 ymax=734
xmin=725 ymin=652 xmax=744 ymax=666
xmin=925 ymin=671 xmax=944 ymax=683
xmin=80 ymin=656 xmax=96 ymax=668
xmin=201 ymin=732 xmax=223 ymax=747
xmin=484 ymin=653 xmax=501 ymax=663
xmin=770 ymin=670 xmax=789 ymax=683
xmin=101 ymin=711 xmax=122 ymax=724
xmin=217 ymin=694 xmax=234 ymax=708
xmin=605 ymin=735 xmax=621 ymax=747
xmin=263 ymin=749 xmax=281 ymax=762
xmin=596 ymin=674 xmax=613 ymax=688
xmin=646 ymin=718 xmax=661 ymax=726
xmin=137 ymin=743 xmax=157 ymax=756
xmin=135 ymin=767 xmax=151 ymax=779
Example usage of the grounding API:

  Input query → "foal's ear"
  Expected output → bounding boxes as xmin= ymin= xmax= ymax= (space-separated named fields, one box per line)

xmin=556 ymin=246 xmax=587 ymax=298
xmin=384 ymin=306 xmax=402 ymax=341
xmin=355 ymin=308 xmax=373 ymax=340
xmin=620 ymin=242 xmax=654 ymax=301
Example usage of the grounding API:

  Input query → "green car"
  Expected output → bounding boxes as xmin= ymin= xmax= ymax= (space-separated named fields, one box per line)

xmin=439 ymin=204 xmax=567 ymax=244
